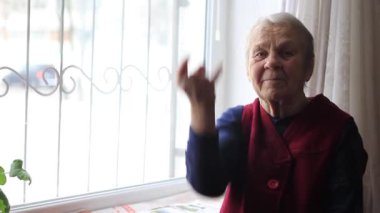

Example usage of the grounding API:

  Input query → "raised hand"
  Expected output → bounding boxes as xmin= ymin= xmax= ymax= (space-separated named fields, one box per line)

xmin=176 ymin=59 xmax=221 ymax=105
xmin=176 ymin=59 xmax=222 ymax=134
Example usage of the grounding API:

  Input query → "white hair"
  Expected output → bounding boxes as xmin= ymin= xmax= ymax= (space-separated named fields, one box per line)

xmin=246 ymin=12 xmax=314 ymax=67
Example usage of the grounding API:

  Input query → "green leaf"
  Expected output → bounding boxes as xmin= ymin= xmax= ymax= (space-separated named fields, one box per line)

xmin=10 ymin=160 xmax=32 ymax=185
xmin=9 ymin=160 xmax=22 ymax=177
xmin=0 ymin=189 xmax=10 ymax=213
xmin=16 ymin=170 xmax=32 ymax=185
xmin=0 ymin=167 xmax=6 ymax=186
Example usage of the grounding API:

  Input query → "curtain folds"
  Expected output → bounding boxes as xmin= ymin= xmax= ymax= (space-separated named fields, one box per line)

xmin=283 ymin=0 xmax=380 ymax=212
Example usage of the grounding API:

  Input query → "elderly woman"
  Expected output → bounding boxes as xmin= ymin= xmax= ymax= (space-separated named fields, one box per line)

xmin=176 ymin=12 xmax=367 ymax=213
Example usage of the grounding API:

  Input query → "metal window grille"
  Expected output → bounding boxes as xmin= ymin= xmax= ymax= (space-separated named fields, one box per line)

xmin=0 ymin=0 xmax=206 ymax=205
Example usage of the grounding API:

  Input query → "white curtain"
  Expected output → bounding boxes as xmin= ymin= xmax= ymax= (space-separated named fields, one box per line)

xmin=283 ymin=0 xmax=380 ymax=212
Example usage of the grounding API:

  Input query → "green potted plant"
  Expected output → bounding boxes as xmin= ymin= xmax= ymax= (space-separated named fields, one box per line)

xmin=0 ymin=159 xmax=31 ymax=213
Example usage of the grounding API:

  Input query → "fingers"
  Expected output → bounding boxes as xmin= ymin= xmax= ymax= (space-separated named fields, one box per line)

xmin=176 ymin=58 xmax=189 ymax=88
xmin=194 ymin=66 xmax=206 ymax=78
xmin=211 ymin=64 xmax=222 ymax=83
xmin=176 ymin=59 xmax=222 ymax=89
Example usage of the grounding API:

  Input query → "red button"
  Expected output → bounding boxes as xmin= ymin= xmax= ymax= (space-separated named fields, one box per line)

xmin=267 ymin=179 xmax=280 ymax=190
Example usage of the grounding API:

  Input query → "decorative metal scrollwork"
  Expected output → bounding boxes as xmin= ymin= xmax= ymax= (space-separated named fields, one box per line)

xmin=120 ymin=65 xmax=171 ymax=92
xmin=62 ymin=65 xmax=120 ymax=94
xmin=0 ymin=64 xmax=172 ymax=97
xmin=0 ymin=65 xmax=60 ymax=97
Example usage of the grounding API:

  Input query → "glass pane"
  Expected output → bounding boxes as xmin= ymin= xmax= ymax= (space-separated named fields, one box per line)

xmin=0 ymin=0 xmax=206 ymax=206
xmin=175 ymin=0 xmax=206 ymax=177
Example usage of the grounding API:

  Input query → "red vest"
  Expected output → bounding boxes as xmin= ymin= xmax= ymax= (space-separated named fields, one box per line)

xmin=220 ymin=95 xmax=351 ymax=213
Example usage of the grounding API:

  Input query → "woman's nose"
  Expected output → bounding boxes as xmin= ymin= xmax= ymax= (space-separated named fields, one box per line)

xmin=264 ymin=52 xmax=282 ymax=70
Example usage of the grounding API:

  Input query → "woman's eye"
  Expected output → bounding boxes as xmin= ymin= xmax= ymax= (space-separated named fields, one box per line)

xmin=282 ymin=50 xmax=294 ymax=58
xmin=254 ymin=51 xmax=266 ymax=59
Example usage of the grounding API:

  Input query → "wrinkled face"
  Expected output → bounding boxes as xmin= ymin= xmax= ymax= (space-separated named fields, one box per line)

xmin=247 ymin=24 xmax=313 ymax=103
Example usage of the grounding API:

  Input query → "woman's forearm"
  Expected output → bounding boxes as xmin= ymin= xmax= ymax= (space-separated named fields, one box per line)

xmin=190 ymin=103 xmax=216 ymax=135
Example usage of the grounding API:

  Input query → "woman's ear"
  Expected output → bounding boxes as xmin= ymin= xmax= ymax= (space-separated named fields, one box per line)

xmin=305 ymin=57 xmax=314 ymax=82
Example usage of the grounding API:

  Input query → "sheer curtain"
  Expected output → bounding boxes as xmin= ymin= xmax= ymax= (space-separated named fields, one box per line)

xmin=283 ymin=0 xmax=380 ymax=212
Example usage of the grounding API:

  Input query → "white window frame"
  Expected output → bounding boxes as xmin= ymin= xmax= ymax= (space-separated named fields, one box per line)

xmin=11 ymin=178 xmax=190 ymax=212
xmin=0 ymin=0 xmax=212 ymax=211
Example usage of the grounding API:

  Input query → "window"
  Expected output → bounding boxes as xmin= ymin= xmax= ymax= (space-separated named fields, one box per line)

xmin=0 ymin=0 xmax=206 ymax=206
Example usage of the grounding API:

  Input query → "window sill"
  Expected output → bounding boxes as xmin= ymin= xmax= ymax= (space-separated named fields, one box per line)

xmin=12 ymin=178 xmax=191 ymax=213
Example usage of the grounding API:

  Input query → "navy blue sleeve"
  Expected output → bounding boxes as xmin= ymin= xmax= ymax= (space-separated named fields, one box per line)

xmin=186 ymin=105 xmax=244 ymax=197
xmin=325 ymin=118 xmax=368 ymax=212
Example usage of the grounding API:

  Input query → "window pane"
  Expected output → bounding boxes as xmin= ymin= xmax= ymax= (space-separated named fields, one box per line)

xmin=175 ymin=0 xmax=206 ymax=177
xmin=0 ymin=0 xmax=205 ymax=206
